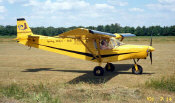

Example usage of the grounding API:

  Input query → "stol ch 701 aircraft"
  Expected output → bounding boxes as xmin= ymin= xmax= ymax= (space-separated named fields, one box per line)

xmin=15 ymin=18 xmax=155 ymax=76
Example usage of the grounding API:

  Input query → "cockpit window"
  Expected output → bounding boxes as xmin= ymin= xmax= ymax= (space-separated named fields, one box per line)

xmin=94 ymin=38 xmax=124 ymax=50
xmin=111 ymin=38 xmax=124 ymax=47
xmin=100 ymin=39 xmax=111 ymax=50
xmin=100 ymin=38 xmax=124 ymax=50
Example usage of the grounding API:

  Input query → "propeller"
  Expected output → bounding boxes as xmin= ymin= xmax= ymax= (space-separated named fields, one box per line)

xmin=150 ymin=34 xmax=152 ymax=46
xmin=149 ymin=33 xmax=153 ymax=64
xmin=150 ymin=52 xmax=152 ymax=64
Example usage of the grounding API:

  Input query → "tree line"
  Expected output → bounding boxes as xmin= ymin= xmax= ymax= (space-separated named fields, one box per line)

xmin=0 ymin=23 xmax=175 ymax=36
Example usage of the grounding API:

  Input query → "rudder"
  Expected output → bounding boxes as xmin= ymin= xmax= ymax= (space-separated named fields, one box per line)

xmin=17 ymin=18 xmax=33 ymax=39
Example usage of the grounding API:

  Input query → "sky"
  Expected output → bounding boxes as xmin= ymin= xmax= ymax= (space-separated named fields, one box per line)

xmin=0 ymin=0 xmax=175 ymax=27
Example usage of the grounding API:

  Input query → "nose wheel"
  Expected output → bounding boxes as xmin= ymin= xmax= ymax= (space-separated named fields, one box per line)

xmin=132 ymin=64 xmax=143 ymax=74
xmin=132 ymin=59 xmax=143 ymax=74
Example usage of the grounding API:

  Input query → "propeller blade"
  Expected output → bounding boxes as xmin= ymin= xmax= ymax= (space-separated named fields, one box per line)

xmin=150 ymin=52 xmax=152 ymax=64
xmin=150 ymin=34 xmax=152 ymax=46
xmin=150 ymin=37 xmax=152 ymax=46
xmin=149 ymin=32 xmax=153 ymax=64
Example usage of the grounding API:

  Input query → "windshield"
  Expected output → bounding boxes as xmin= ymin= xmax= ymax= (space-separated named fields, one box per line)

xmin=110 ymin=38 xmax=124 ymax=48
xmin=99 ymin=38 xmax=124 ymax=50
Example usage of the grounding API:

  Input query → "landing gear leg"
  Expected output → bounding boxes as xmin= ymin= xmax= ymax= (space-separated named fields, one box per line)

xmin=132 ymin=59 xmax=143 ymax=74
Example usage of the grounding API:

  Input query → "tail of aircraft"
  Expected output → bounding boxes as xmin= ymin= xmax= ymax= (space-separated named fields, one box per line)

xmin=16 ymin=18 xmax=33 ymax=39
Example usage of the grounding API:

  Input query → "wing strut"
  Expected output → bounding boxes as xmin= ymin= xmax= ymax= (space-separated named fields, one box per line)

xmin=96 ymin=39 xmax=102 ymax=63
xmin=79 ymin=39 xmax=100 ymax=62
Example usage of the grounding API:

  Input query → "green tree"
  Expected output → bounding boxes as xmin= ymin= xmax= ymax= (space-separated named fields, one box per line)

xmin=135 ymin=26 xmax=142 ymax=36
xmin=104 ymin=25 xmax=110 ymax=32
xmin=97 ymin=25 xmax=104 ymax=32
xmin=0 ymin=24 xmax=175 ymax=36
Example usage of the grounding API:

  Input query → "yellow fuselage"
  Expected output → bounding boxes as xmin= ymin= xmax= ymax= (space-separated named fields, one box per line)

xmin=17 ymin=34 xmax=153 ymax=63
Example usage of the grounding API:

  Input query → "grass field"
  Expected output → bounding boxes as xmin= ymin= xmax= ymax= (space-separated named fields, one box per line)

xmin=0 ymin=36 xmax=175 ymax=103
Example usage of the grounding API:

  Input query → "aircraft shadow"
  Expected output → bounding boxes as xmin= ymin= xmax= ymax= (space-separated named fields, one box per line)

xmin=67 ymin=64 xmax=154 ymax=84
xmin=22 ymin=64 xmax=154 ymax=84
xmin=22 ymin=68 xmax=53 ymax=72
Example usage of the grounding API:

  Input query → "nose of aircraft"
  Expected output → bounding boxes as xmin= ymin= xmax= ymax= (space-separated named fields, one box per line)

xmin=148 ymin=46 xmax=155 ymax=52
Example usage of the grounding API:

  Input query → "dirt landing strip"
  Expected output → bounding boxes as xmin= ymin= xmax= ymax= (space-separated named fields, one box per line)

xmin=0 ymin=38 xmax=175 ymax=102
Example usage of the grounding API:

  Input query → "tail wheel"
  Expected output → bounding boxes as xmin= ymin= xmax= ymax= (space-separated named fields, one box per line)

xmin=105 ymin=63 xmax=115 ymax=72
xmin=132 ymin=65 xmax=143 ymax=74
xmin=93 ymin=66 xmax=104 ymax=76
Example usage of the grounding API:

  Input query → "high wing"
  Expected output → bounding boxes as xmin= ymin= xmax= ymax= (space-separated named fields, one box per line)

xmin=56 ymin=28 xmax=136 ymax=40
xmin=56 ymin=28 xmax=116 ymax=39
xmin=114 ymin=33 xmax=136 ymax=39
xmin=114 ymin=33 xmax=136 ymax=41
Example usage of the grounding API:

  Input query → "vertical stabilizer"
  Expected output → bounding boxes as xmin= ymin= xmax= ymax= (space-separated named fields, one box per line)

xmin=17 ymin=18 xmax=33 ymax=39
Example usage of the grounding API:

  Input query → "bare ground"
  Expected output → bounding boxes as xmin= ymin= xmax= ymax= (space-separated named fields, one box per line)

xmin=0 ymin=37 xmax=175 ymax=102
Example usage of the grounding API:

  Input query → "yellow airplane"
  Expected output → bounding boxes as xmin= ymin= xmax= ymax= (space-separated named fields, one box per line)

xmin=15 ymin=18 xmax=155 ymax=76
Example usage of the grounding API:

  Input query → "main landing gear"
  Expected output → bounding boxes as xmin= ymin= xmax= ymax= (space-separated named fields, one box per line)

xmin=132 ymin=59 xmax=143 ymax=74
xmin=93 ymin=66 xmax=104 ymax=76
xmin=93 ymin=59 xmax=143 ymax=76
xmin=93 ymin=63 xmax=115 ymax=76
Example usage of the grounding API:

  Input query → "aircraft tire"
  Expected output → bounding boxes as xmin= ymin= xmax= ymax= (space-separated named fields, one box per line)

xmin=132 ymin=65 xmax=143 ymax=74
xmin=93 ymin=66 xmax=104 ymax=76
xmin=105 ymin=63 xmax=115 ymax=72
